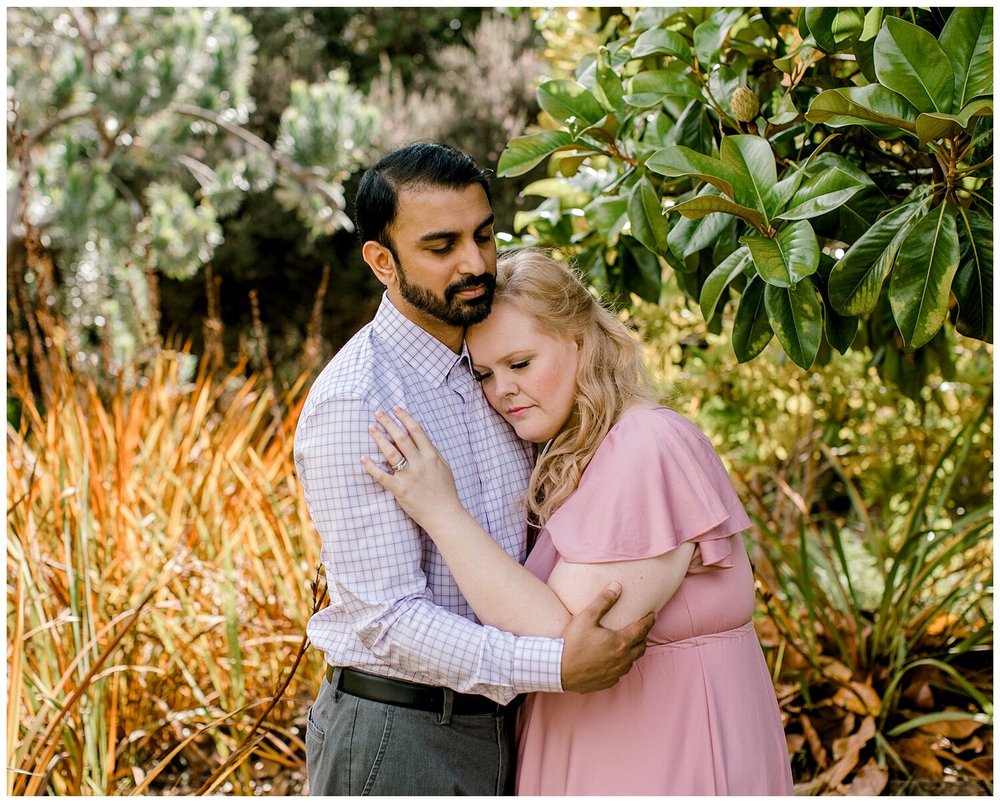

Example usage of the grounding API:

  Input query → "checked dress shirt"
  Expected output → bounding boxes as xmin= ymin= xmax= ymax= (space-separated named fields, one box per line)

xmin=294 ymin=294 xmax=565 ymax=704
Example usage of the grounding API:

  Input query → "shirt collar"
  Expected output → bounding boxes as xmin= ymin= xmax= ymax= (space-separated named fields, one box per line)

xmin=372 ymin=293 xmax=470 ymax=388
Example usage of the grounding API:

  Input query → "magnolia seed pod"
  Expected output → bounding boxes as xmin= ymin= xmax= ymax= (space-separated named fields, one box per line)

xmin=730 ymin=85 xmax=760 ymax=123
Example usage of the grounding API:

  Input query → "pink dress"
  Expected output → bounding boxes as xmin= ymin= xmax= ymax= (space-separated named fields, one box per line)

xmin=516 ymin=407 xmax=793 ymax=795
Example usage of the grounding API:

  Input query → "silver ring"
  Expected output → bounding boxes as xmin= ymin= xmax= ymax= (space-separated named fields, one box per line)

xmin=391 ymin=457 xmax=408 ymax=472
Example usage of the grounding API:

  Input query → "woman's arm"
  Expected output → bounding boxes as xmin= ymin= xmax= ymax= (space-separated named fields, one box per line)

xmin=363 ymin=408 xmax=570 ymax=637
xmin=363 ymin=408 xmax=687 ymax=637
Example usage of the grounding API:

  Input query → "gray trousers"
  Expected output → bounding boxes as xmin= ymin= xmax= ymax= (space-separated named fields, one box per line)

xmin=305 ymin=670 xmax=518 ymax=796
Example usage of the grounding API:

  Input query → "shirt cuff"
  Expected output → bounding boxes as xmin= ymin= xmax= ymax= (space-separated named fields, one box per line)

xmin=511 ymin=635 xmax=565 ymax=695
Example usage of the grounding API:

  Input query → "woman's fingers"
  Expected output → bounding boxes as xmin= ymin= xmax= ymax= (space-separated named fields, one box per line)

xmin=368 ymin=423 xmax=405 ymax=467
xmin=391 ymin=406 xmax=432 ymax=450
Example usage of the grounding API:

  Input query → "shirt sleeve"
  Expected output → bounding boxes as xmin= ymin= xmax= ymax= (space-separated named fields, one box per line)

xmin=295 ymin=394 xmax=563 ymax=702
xmin=544 ymin=408 xmax=751 ymax=569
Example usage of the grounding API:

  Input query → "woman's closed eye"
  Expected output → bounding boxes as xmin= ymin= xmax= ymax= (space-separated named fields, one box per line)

xmin=510 ymin=360 xmax=530 ymax=370
xmin=472 ymin=370 xmax=492 ymax=383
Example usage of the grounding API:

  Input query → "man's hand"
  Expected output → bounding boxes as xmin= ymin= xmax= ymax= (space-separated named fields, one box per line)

xmin=559 ymin=582 xmax=656 ymax=693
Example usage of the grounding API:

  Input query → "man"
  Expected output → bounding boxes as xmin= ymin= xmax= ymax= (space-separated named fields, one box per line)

xmin=294 ymin=142 xmax=654 ymax=795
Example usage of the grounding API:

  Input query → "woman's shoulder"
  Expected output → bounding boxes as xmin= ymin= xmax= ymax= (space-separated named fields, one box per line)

xmin=604 ymin=405 xmax=713 ymax=454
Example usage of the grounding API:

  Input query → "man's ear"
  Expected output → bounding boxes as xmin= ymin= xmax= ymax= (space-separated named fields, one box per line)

xmin=362 ymin=240 xmax=397 ymax=288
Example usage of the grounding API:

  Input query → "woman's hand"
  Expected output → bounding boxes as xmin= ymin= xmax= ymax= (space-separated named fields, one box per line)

xmin=362 ymin=407 xmax=465 ymax=531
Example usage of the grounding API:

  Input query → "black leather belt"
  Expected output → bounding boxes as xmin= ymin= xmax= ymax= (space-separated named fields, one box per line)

xmin=327 ymin=666 xmax=517 ymax=717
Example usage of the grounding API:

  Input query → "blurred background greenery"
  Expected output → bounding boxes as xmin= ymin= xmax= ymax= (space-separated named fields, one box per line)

xmin=6 ymin=6 xmax=992 ymax=796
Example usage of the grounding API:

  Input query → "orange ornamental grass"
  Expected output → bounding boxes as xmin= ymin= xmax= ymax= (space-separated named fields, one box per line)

xmin=7 ymin=345 xmax=326 ymax=795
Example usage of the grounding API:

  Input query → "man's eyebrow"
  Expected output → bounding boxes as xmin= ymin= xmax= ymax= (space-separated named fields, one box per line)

xmin=417 ymin=213 xmax=495 ymax=243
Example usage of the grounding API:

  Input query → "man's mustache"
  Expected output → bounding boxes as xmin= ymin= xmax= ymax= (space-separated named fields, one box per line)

xmin=446 ymin=274 xmax=496 ymax=302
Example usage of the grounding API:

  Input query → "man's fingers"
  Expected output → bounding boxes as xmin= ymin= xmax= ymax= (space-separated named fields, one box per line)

xmin=579 ymin=581 xmax=623 ymax=624
xmin=618 ymin=611 xmax=656 ymax=647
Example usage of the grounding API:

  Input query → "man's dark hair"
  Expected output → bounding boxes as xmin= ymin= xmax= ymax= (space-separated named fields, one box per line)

xmin=354 ymin=142 xmax=492 ymax=251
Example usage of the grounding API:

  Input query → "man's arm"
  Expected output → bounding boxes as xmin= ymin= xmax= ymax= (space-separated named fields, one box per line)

xmin=296 ymin=395 xmax=566 ymax=703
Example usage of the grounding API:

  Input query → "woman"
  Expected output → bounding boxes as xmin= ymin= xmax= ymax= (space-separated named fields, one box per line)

xmin=362 ymin=249 xmax=793 ymax=795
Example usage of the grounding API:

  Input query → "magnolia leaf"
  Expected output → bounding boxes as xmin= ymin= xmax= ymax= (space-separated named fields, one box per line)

xmin=804 ymin=7 xmax=865 ymax=53
xmin=742 ymin=220 xmax=820 ymax=288
xmin=939 ymin=6 xmax=994 ymax=108
xmin=700 ymin=246 xmax=751 ymax=321
xmin=584 ymin=196 xmax=629 ymax=242
xmin=779 ymin=165 xmax=869 ymax=221
xmin=537 ymin=79 xmax=606 ymax=127
xmin=497 ymin=130 xmax=576 ymax=177
xmin=620 ymin=235 xmax=662 ymax=302
xmin=826 ymin=302 xmax=860 ymax=355
xmin=732 ymin=274 xmax=773 ymax=362
xmin=647 ymin=146 xmax=738 ymax=199
xmin=845 ymin=760 xmax=889 ymax=796
xmin=953 ymin=207 xmax=992 ymax=342
xmin=693 ymin=8 xmax=743 ymax=67
xmin=631 ymin=28 xmax=692 ymax=64
xmin=668 ymin=188 xmax=734 ymax=259
xmin=874 ymin=16 xmax=954 ymax=113
xmin=915 ymin=99 xmax=993 ymax=146
xmin=627 ymin=176 xmax=670 ymax=256
xmin=521 ymin=177 xmax=592 ymax=208
xmin=806 ymin=84 xmax=918 ymax=133
xmin=593 ymin=47 xmax=625 ymax=114
xmin=889 ymin=203 xmax=961 ymax=350
xmin=720 ymin=135 xmax=778 ymax=218
xmin=828 ymin=197 xmax=930 ymax=315
xmin=764 ymin=280 xmax=824 ymax=369
xmin=672 ymin=195 xmax=765 ymax=230
xmin=623 ymin=68 xmax=703 ymax=107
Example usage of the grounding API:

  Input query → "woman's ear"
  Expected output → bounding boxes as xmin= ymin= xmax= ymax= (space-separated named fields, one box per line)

xmin=363 ymin=240 xmax=397 ymax=288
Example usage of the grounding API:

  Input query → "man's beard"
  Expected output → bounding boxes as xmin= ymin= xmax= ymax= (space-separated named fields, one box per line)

xmin=395 ymin=261 xmax=496 ymax=326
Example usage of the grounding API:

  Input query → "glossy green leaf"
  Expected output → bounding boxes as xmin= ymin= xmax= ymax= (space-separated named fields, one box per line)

xmin=672 ymin=194 xmax=764 ymax=231
xmin=804 ymin=7 xmax=865 ymax=53
xmin=537 ymin=79 xmax=606 ymax=127
xmin=577 ymin=113 xmax=619 ymax=144
xmin=627 ymin=177 xmax=670 ymax=256
xmin=521 ymin=178 xmax=592 ymax=208
xmin=915 ymin=99 xmax=993 ymax=146
xmin=584 ymin=196 xmax=629 ymax=242
xmin=620 ymin=235 xmax=662 ymax=302
xmin=667 ymin=99 xmax=715 ymax=153
xmin=700 ymin=246 xmax=751 ymax=321
xmin=647 ymin=146 xmax=738 ymax=199
xmin=779 ymin=165 xmax=869 ymax=221
xmin=828 ymin=197 xmax=930 ymax=315
xmin=623 ymin=68 xmax=702 ymax=107
xmin=953 ymin=207 xmax=992 ymax=342
xmin=742 ymin=220 xmax=820 ymax=288
xmin=631 ymin=28 xmax=692 ymax=64
xmin=668 ymin=188 xmax=734 ymax=259
xmin=593 ymin=47 xmax=625 ymax=114
xmin=693 ymin=8 xmax=743 ymax=67
xmin=889 ymin=203 xmax=961 ymax=349
xmin=732 ymin=275 xmax=773 ymax=362
xmin=826 ymin=304 xmax=860 ymax=355
xmin=764 ymin=280 xmax=824 ymax=369
xmin=497 ymin=130 xmax=576 ymax=177
xmin=939 ymin=7 xmax=994 ymax=108
xmin=720 ymin=135 xmax=778 ymax=218
xmin=874 ymin=16 xmax=954 ymax=113
xmin=806 ymin=84 xmax=918 ymax=133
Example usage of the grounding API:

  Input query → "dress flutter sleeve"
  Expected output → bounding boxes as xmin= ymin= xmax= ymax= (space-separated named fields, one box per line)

xmin=542 ymin=407 xmax=751 ymax=568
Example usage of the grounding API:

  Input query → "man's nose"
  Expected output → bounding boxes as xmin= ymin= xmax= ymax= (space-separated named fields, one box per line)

xmin=456 ymin=238 xmax=489 ymax=275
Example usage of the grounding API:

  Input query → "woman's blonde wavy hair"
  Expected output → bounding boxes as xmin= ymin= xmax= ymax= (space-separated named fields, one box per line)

xmin=490 ymin=249 xmax=655 ymax=526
